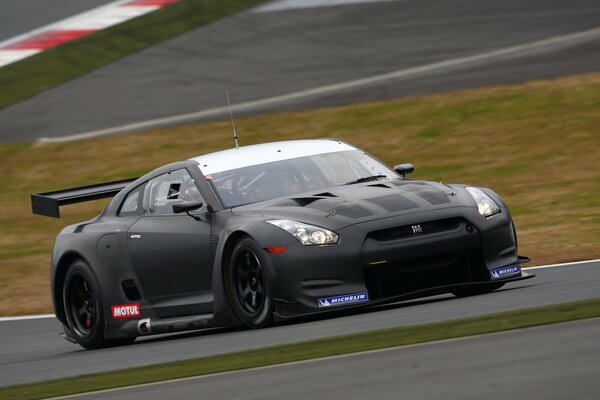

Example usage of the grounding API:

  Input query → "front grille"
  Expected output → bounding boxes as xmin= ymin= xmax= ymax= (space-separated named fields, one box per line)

xmin=368 ymin=218 xmax=462 ymax=242
xmin=364 ymin=249 xmax=487 ymax=300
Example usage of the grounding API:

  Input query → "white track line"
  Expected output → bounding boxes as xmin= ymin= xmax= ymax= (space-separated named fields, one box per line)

xmin=0 ymin=314 xmax=55 ymax=322
xmin=37 ymin=26 xmax=600 ymax=143
xmin=1 ymin=259 xmax=598 ymax=322
xmin=253 ymin=0 xmax=395 ymax=13
xmin=526 ymin=258 xmax=600 ymax=270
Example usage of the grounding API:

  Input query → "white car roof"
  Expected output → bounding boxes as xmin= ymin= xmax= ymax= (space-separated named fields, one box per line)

xmin=189 ymin=139 xmax=356 ymax=175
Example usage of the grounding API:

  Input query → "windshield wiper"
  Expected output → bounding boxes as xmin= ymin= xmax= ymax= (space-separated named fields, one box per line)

xmin=345 ymin=175 xmax=388 ymax=185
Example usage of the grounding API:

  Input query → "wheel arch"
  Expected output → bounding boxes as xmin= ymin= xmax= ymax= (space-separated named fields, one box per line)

xmin=219 ymin=231 xmax=275 ymax=327
xmin=221 ymin=230 xmax=251 ymax=276
xmin=53 ymin=251 xmax=88 ymax=325
xmin=212 ymin=227 xmax=283 ymax=326
xmin=219 ymin=227 xmax=282 ymax=285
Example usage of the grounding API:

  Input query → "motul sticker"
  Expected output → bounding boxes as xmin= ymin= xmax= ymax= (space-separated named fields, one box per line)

xmin=111 ymin=304 xmax=140 ymax=318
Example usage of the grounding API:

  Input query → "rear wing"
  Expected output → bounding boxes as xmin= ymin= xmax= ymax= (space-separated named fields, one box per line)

xmin=31 ymin=178 xmax=139 ymax=218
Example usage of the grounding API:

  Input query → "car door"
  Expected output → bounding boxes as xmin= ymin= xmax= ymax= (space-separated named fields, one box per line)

xmin=126 ymin=168 xmax=213 ymax=318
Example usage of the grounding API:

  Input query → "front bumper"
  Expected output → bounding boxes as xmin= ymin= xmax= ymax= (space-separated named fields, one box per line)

xmin=274 ymin=270 xmax=535 ymax=320
xmin=268 ymin=207 xmax=530 ymax=319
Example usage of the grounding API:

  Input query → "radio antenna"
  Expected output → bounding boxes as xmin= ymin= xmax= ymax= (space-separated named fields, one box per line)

xmin=226 ymin=91 xmax=239 ymax=149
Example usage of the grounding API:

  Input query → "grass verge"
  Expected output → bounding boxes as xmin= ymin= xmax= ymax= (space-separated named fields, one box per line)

xmin=2 ymin=297 xmax=600 ymax=399
xmin=0 ymin=0 xmax=264 ymax=110
xmin=1 ymin=72 xmax=599 ymax=315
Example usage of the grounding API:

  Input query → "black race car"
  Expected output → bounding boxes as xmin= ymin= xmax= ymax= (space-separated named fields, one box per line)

xmin=32 ymin=139 xmax=533 ymax=349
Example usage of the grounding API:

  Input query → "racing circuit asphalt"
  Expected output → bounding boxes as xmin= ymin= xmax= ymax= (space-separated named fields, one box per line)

xmin=1 ymin=0 xmax=599 ymax=393
xmin=1 ymin=0 xmax=600 ymax=142
xmin=0 ymin=261 xmax=598 ymax=387
xmin=53 ymin=317 xmax=600 ymax=400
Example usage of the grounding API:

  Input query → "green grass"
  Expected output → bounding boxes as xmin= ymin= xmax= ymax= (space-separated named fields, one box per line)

xmin=0 ymin=72 xmax=599 ymax=315
xmin=0 ymin=0 xmax=264 ymax=110
xmin=1 ymin=297 xmax=599 ymax=400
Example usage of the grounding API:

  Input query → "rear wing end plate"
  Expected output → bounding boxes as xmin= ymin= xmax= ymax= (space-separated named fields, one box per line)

xmin=31 ymin=178 xmax=138 ymax=218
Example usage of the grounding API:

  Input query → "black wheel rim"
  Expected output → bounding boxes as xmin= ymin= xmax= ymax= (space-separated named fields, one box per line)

xmin=233 ymin=248 xmax=266 ymax=316
xmin=66 ymin=273 xmax=97 ymax=338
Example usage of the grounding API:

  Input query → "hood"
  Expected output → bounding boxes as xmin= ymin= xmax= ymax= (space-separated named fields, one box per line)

xmin=232 ymin=180 xmax=474 ymax=230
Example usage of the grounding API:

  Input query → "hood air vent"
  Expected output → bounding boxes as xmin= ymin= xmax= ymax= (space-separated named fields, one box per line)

xmin=366 ymin=194 xmax=419 ymax=212
xmin=334 ymin=204 xmax=373 ymax=218
xmin=390 ymin=181 xmax=426 ymax=189
xmin=418 ymin=191 xmax=451 ymax=205
xmin=308 ymin=199 xmax=373 ymax=218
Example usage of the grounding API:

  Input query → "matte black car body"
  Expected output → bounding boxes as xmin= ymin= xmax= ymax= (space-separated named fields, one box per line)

xmin=33 ymin=139 xmax=533 ymax=348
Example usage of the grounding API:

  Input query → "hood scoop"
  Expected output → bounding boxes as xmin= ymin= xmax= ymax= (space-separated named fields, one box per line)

xmin=367 ymin=183 xmax=391 ymax=188
xmin=313 ymin=192 xmax=337 ymax=197
xmin=275 ymin=193 xmax=337 ymax=207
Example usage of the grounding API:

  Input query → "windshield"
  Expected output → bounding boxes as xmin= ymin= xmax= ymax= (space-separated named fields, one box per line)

xmin=204 ymin=150 xmax=398 ymax=208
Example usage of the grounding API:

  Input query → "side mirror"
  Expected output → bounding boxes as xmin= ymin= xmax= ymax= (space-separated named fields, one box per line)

xmin=173 ymin=201 xmax=203 ymax=214
xmin=393 ymin=163 xmax=414 ymax=177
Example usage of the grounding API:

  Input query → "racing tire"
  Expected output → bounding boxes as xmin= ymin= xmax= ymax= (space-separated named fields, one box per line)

xmin=451 ymin=283 xmax=505 ymax=297
xmin=225 ymin=237 xmax=273 ymax=328
xmin=63 ymin=259 xmax=107 ymax=349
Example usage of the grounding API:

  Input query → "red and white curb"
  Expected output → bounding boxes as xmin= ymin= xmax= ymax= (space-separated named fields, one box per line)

xmin=0 ymin=0 xmax=180 ymax=68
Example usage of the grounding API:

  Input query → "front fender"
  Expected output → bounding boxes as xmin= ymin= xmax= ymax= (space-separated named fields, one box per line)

xmin=209 ymin=213 xmax=297 ymax=325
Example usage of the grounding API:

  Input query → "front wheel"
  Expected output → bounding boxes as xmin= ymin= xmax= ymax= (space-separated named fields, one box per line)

xmin=63 ymin=260 xmax=107 ymax=349
xmin=225 ymin=237 xmax=273 ymax=328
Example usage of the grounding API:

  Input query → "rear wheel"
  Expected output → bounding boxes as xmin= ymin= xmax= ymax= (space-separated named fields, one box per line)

xmin=451 ymin=283 xmax=505 ymax=297
xmin=63 ymin=260 xmax=107 ymax=349
xmin=225 ymin=237 xmax=273 ymax=328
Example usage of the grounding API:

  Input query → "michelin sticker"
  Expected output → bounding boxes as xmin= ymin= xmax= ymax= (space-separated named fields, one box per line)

xmin=490 ymin=265 xmax=521 ymax=280
xmin=318 ymin=292 xmax=369 ymax=308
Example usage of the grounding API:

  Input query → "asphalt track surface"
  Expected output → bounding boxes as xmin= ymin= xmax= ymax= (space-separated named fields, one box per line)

xmin=0 ymin=261 xmax=598 ymax=387
xmin=55 ymin=317 xmax=600 ymax=400
xmin=1 ymin=0 xmax=600 ymax=142
xmin=0 ymin=0 xmax=113 ymax=43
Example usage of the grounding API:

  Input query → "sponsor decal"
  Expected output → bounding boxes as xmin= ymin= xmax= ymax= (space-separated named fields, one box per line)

xmin=111 ymin=303 xmax=140 ymax=319
xmin=490 ymin=265 xmax=521 ymax=280
xmin=318 ymin=292 xmax=369 ymax=308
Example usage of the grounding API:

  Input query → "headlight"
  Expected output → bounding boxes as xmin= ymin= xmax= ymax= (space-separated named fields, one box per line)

xmin=465 ymin=187 xmax=501 ymax=217
xmin=266 ymin=220 xmax=339 ymax=245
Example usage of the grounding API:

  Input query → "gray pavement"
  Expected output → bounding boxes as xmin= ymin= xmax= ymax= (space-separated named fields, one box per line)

xmin=1 ymin=0 xmax=600 ymax=142
xmin=0 ymin=261 xmax=598 ymax=387
xmin=66 ymin=317 xmax=600 ymax=400
xmin=0 ymin=0 xmax=114 ymax=43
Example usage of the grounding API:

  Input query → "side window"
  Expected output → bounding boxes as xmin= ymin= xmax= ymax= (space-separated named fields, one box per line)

xmin=118 ymin=184 xmax=145 ymax=216
xmin=145 ymin=169 xmax=204 ymax=216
